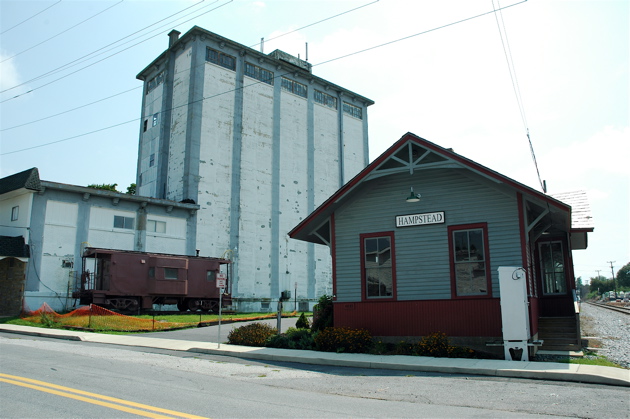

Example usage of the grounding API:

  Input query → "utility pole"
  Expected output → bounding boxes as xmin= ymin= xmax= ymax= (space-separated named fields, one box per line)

xmin=607 ymin=261 xmax=616 ymax=297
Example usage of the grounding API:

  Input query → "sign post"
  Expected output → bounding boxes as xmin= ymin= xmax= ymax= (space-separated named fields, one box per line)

xmin=216 ymin=273 xmax=227 ymax=348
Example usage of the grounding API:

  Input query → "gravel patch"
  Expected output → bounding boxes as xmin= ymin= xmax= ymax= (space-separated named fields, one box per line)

xmin=580 ymin=303 xmax=630 ymax=368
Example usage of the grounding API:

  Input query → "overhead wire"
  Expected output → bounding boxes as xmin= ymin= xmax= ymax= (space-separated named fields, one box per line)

xmin=2 ymin=0 xmax=376 ymax=128
xmin=491 ymin=0 xmax=545 ymax=192
xmin=1 ymin=0 xmax=212 ymax=94
xmin=0 ymin=1 xmax=125 ymax=64
xmin=0 ymin=0 xmax=62 ymax=35
xmin=1 ymin=0 xmax=527 ymax=156
xmin=0 ymin=0 xmax=232 ymax=101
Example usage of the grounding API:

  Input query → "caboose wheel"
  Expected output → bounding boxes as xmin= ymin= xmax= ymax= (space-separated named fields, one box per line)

xmin=177 ymin=301 xmax=188 ymax=312
xmin=187 ymin=299 xmax=200 ymax=311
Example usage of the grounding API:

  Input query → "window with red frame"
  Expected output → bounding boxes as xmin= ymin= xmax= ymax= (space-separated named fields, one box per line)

xmin=450 ymin=225 xmax=490 ymax=297
xmin=362 ymin=233 xmax=394 ymax=298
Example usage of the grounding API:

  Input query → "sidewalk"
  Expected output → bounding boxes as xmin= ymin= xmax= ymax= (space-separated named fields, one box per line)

xmin=1 ymin=324 xmax=628 ymax=387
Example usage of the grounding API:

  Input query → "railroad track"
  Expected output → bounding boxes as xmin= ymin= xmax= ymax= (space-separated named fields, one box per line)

xmin=586 ymin=301 xmax=630 ymax=315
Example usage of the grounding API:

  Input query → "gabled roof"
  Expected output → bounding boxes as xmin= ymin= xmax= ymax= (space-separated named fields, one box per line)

xmin=290 ymin=132 xmax=574 ymax=244
xmin=0 ymin=168 xmax=41 ymax=195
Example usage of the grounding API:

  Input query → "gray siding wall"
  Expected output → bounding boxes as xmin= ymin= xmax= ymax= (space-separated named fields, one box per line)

xmin=334 ymin=169 xmax=523 ymax=302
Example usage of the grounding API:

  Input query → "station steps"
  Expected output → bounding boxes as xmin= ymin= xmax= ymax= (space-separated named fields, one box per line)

xmin=538 ymin=317 xmax=581 ymax=351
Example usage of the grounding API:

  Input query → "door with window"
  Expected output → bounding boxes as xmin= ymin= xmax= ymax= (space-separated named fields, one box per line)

xmin=537 ymin=239 xmax=572 ymax=316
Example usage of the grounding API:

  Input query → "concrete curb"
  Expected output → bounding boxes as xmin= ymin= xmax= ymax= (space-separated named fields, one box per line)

xmin=1 ymin=324 xmax=628 ymax=387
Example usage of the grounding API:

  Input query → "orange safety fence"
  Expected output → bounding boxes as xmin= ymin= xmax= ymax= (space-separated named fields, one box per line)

xmin=20 ymin=302 xmax=192 ymax=332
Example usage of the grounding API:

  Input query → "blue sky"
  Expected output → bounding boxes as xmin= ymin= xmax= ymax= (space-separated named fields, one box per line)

xmin=1 ymin=0 xmax=628 ymax=283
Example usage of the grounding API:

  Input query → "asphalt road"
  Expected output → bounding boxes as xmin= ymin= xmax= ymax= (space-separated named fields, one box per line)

xmin=1 ymin=332 xmax=627 ymax=418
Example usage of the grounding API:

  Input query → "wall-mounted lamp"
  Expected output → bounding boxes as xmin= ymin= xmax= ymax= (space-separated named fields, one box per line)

xmin=406 ymin=187 xmax=421 ymax=203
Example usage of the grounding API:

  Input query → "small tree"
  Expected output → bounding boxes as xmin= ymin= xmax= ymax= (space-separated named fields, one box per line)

xmin=311 ymin=294 xmax=333 ymax=332
xmin=126 ymin=183 xmax=136 ymax=195
xmin=295 ymin=312 xmax=310 ymax=329
xmin=616 ymin=262 xmax=630 ymax=289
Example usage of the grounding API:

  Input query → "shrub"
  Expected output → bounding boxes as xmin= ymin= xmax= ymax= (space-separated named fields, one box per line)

xmin=414 ymin=332 xmax=450 ymax=357
xmin=314 ymin=327 xmax=372 ymax=353
xmin=311 ymin=295 xmax=333 ymax=332
xmin=295 ymin=312 xmax=310 ymax=329
xmin=227 ymin=323 xmax=277 ymax=346
xmin=393 ymin=340 xmax=414 ymax=355
xmin=267 ymin=327 xmax=316 ymax=350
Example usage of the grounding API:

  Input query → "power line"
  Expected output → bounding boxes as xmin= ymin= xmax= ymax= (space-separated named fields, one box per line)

xmin=1 ymin=0 xmax=211 ymax=94
xmin=1 ymin=1 xmax=124 ymax=64
xmin=0 ymin=0 xmax=234 ymax=103
xmin=0 ymin=86 xmax=140 ymax=132
xmin=491 ymin=0 xmax=545 ymax=193
xmin=1 ymin=0 xmax=62 ymax=35
xmin=1 ymin=0 xmax=377 ymax=127
xmin=1 ymin=0 xmax=527 ymax=156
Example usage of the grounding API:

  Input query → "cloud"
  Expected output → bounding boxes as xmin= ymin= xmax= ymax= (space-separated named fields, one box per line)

xmin=0 ymin=52 xmax=22 ymax=92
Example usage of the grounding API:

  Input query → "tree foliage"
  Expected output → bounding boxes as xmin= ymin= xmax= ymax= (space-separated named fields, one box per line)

xmin=87 ymin=183 xmax=119 ymax=192
xmin=126 ymin=183 xmax=136 ymax=195
xmin=589 ymin=276 xmax=614 ymax=294
xmin=616 ymin=262 xmax=630 ymax=288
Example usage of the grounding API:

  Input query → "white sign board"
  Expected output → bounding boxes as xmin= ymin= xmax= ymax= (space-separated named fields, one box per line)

xmin=216 ymin=273 xmax=227 ymax=289
xmin=396 ymin=211 xmax=445 ymax=227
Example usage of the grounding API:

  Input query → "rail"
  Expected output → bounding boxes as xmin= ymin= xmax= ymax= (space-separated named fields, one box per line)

xmin=586 ymin=301 xmax=630 ymax=315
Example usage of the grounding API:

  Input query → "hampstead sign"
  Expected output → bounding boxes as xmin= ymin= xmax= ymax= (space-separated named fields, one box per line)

xmin=396 ymin=211 xmax=445 ymax=227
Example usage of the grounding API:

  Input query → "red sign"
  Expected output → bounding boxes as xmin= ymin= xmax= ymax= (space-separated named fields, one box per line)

xmin=216 ymin=273 xmax=227 ymax=289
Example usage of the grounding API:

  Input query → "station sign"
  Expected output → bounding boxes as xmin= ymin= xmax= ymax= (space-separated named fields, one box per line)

xmin=396 ymin=211 xmax=445 ymax=228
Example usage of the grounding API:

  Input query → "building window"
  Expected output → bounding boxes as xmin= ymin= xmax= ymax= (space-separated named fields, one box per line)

xmin=146 ymin=71 xmax=165 ymax=94
xmin=539 ymin=241 xmax=566 ymax=295
xmin=281 ymin=77 xmax=307 ymax=98
xmin=149 ymin=153 xmax=155 ymax=167
xmin=152 ymin=113 xmax=158 ymax=126
xmin=343 ymin=102 xmax=362 ymax=119
xmin=11 ymin=206 xmax=19 ymax=221
xmin=164 ymin=268 xmax=178 ymax=280
xmin=147 ymin=219 xmax=166 ymax=233
xmin=143 ymin=120 xmax=148 ymax=132
xmin=361 ymin=232 xmax=395 ymax=299
xmin=449 ymin=223 xmax=490 ymax=297
xmin=244 ymin=62 xmax=274 ymax=85
xmin=314 ymin=90 xmax=337 ymax=109
xmin=206 ymin=47 xmax=236 ymax=71
xmin=113 ymin=215 xmax=134 ymax=230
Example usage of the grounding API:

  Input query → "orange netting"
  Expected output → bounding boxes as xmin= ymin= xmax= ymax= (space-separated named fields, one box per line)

xmin=20 ymin=303 xmax=192 ymax=332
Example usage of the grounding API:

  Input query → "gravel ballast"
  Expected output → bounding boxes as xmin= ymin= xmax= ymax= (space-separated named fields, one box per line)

xmin=580 ymin=302 xmax=630 ymax=368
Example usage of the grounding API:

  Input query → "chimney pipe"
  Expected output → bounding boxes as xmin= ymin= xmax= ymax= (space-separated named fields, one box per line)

xmin=168 ymin=30 xmax=181 ymax=48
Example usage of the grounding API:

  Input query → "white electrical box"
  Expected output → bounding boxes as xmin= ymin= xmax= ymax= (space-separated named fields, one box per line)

xmin=498 ymin=266 xmax=530 ymax=361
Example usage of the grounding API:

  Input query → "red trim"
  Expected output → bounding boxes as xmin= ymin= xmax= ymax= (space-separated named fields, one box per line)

xmin=359 ymin=231 xmax=397 ymax=302
xmin=289 ymin=132 xmax=571 ymax=239
xmin=447 ymin=223 xmax=492 ymax=299
xmin=330 ymin=214 xmax=337 ymax=301
xmin=334 ymin=299 xmax=502 ymax=337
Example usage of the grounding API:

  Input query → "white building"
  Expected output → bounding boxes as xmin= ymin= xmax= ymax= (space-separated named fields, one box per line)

xmin=136 ymin=27 xmax=374 ymax=311
xmin=0 ymin=168 xmax=199 ymax=313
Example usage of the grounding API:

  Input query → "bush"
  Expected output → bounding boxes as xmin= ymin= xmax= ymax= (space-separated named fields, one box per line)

xmin=314 ymin=327 xmax=372 ymax=353
xmin=413 ymin=332 xmax=475 ymax=358
xmin=227 ymin=323 xmax=277 ymax=346
xmin=295 ymin=312 xmax=310 ymax=329
xmin=311 ymin=295 xmax=333 ymax=332
xmin=266 ymin=327 xmax=316 ymax=350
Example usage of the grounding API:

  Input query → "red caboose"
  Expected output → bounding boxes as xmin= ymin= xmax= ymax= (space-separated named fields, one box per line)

xmin=73 ymin=247 xmax=232 ymax=312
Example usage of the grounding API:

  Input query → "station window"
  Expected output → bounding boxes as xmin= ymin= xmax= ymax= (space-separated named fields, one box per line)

xmin=449 ymin=223 xmax=491 ymax=297
xmin=361 ymin=232 xmax=395 ymax=299
xmin=314 ymin=90 xmax=337 ymax=109
xmin=281 ymin=77 xmax=307 ymax=98
xmin=244 ymin=62 xmax=274 ymax=85
xmin=539 ymin=241 xmax=567 ymax=295
xmin=113 ymin=215 xmax=135 ymax=230
xmin=147 ymin=219 xmax=166 ymax=233
xmin=342 ymin=102 xmax=362 ymax=119
xmin=206 ymin=47 xmax=236 ymax=71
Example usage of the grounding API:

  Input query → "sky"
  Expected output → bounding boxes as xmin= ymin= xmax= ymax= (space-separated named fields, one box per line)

xmin=0 ymin=0 xmax=628 ymax=283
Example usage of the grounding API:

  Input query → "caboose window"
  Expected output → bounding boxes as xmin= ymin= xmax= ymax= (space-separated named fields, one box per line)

xmin=164 ymin=268 xmax=178 ymax=280
xmin=206 ymin=270 xmax=216 ymax=281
